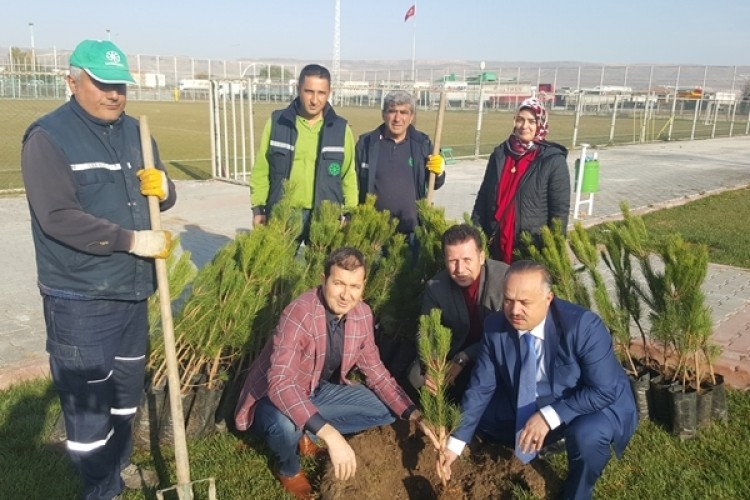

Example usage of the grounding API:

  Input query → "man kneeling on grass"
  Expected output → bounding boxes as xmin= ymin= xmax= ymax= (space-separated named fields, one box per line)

xmin=235 ymin=247 xmax=434 ymax=499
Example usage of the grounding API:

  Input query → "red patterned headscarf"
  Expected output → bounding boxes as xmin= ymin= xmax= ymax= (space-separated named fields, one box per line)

xmin=516 ymin=97 xmax=548 ymax=142
xmin=507 ymin=97 xmax=549 ymax=157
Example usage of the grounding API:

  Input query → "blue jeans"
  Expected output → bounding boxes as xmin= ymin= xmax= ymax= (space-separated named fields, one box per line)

xmin=44 ymin=296 xmax=148 ymax=500
xmin=252 ymin=381 xmax=395 ymax=476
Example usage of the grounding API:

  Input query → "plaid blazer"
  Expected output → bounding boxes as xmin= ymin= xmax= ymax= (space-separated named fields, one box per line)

xmin=234 ymin=287 xmax=413 ymax=431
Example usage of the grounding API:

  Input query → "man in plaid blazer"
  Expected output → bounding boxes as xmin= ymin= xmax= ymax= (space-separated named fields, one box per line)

xmin=235 ymin=247 xmax=432 ymax=499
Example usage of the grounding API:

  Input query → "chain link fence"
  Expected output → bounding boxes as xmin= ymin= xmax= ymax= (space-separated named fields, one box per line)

xmin=2 ymin=45 xmax=749 ymax=190
xmin=2 ymin=45 xmax=749 ymax=102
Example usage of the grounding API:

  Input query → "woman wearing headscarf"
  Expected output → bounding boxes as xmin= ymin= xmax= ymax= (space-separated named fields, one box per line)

xmin=471 ymin=98 xmax=570 ymax=263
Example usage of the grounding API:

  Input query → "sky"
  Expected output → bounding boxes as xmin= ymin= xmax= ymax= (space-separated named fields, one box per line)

xmin=3 ymin=0 xmax=749 ymax=67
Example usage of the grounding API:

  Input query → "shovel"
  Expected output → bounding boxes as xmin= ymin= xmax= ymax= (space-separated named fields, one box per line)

xmin=426 ymin=90 xmax=447 ymax=205
xmin=139 ymin=116 xmax=217 ymax=500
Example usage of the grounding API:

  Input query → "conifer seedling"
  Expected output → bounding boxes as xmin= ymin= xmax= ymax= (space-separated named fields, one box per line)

xmin=417 ymin=309 xmax=462 ymax=487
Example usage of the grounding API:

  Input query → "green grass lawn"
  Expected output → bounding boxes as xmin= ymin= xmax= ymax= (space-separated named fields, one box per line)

xmin=1 ymin=98 xmax=746 ymax=190
xmin=640 ymin=187 xmax=750 ymax=268
xmin=588 ymin=187 xmax=750 ymax=268
xmin=1 ymin=377 xmax=748 ymax=499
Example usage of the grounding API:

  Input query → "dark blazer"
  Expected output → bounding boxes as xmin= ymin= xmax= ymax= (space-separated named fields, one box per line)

xmin=420 ymin=259 xmax=509 ymax=362
xmin=471 ymin=141 xmax=570 ymax=257
xmin=454 ymin=298 xmax=637 ymax=458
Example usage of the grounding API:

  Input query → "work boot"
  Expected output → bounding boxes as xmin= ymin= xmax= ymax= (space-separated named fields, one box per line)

xmin=275 ymin=470 xmax=313 ymax=499
xmin=121 ymin=463 xmax=159 ymax=490
xmin=298 ymin=434 xmax=326 ymax=458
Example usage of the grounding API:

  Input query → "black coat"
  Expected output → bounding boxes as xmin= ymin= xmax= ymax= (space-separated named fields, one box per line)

xmin=471 ymin=141 xmax=570 ymax=258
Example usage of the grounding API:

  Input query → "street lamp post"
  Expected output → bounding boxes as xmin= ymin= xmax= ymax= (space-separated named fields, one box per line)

xmin=28 ymin=22 xmax=35 ymax=73
xmin=106 ymin=29 xmax=111 ymax=41
xmin=474 ymin=61 xmax=486 ymax=158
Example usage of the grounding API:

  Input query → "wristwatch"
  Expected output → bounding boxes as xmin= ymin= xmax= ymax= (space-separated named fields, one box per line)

xmin=452 ymin=351 xmax=469 ymax=367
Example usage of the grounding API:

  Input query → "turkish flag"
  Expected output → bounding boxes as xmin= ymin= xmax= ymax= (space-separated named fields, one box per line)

xmin=404 ymin=4 xmax=416 ymax=22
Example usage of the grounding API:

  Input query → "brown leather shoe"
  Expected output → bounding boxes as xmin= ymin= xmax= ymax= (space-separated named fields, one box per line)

xmin=298 ymin=434 xmax=326 ymax=458
xmin=276 ymin=471 xmax=313 ymax=499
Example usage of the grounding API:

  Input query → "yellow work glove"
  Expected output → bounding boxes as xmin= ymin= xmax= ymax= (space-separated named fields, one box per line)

xmin=426 ymin=154 xmax=445 ymax=176
xmin=136 ymin=169 xmax=168 ymax=201
xmin=129 ymin=230 xmax=172 ymax=259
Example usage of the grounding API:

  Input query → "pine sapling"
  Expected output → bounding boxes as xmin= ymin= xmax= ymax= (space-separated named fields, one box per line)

xmin=568 ymin=223 xmax=636 ymax=374
xmin=418 ymin=309 xmax=462 ymax=487
xmin=519 ymin=220 xmax=590 ymax=308
xmin=602 ymin=203 xmax=655 ymax=367
xmin=658 ymin=235 xmax=714 ymax=391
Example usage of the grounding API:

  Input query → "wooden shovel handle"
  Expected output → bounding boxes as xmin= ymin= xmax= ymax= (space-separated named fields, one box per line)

xmin=427 ymin=91 xmax=447 ymax=205
xmin=139 ymin=116 xmax=193 ymax=494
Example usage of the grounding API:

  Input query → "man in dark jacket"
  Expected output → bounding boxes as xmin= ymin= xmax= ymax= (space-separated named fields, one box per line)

xmin=409 ymin=224 xmax=508 ymax=399
xmin=355 ymin=90 xmax=445 ymax=244
xmin=22 ymin=39 xmax=174 ymax=499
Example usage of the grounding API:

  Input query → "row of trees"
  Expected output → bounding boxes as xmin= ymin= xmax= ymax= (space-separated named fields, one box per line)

xmin=521 ymin=204 xmax=726 ymax=439
xmin=144 ymin=191 xmax=724 ymax=451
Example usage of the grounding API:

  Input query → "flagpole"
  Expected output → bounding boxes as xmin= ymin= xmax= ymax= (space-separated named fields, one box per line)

xmin=411 ymin=1 xmax=417 ymax=81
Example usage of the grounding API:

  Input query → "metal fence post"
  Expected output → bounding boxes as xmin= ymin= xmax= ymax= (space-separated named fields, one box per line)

xmin=609 ymin=95 xmax=618 ymax=144
xmin=691 ymin=97 xmax=700 ymax=140
xmin=572 ymin=97 xmax=581 ymax=148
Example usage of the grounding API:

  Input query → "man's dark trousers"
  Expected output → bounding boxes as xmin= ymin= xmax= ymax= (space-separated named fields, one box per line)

xmin=45 ymin=296 xmax=148 ymax=500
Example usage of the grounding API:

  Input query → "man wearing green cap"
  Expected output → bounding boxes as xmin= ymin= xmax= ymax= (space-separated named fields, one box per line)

xmin=22 ymin=39 xmax=175 ymax=500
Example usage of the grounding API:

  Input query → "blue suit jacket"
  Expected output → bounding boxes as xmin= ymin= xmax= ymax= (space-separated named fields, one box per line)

xmin=454 ymin=298 xmax=637 ymax=457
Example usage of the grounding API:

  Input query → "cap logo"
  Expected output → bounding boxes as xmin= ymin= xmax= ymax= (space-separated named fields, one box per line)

xmin=105 ymin=50 xmax=122 ymax=66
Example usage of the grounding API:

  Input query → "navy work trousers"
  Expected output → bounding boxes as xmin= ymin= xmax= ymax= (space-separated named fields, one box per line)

xmin=44 ymin=296 xmax=148 ymax=500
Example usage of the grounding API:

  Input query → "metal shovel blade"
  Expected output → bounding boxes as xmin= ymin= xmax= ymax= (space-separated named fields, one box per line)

xmin=156 ymin=477 xmax=217 ymax=500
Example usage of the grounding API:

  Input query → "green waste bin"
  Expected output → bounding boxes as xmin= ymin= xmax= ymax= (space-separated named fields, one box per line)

xmin=574 ymin=159 xmax=600 ymax=193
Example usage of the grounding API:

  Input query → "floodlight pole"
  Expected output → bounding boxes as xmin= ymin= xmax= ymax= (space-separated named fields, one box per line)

xmin=474 ymin=61 xmax=486 ymax=159
xmin=28 ymin=22 xmax=35 ymax=73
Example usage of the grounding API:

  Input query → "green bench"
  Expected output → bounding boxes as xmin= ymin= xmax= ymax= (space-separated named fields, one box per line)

xmin=441 ymin=147 xmax=456 ymax=165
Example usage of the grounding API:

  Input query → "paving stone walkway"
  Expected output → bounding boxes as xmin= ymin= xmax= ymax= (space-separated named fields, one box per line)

xmin=2 ymin=135 xmax=749 ymax=390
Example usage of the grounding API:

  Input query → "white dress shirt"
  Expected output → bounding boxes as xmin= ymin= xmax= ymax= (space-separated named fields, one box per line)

xmin=446 ymin=317 xmax=562 ymax=457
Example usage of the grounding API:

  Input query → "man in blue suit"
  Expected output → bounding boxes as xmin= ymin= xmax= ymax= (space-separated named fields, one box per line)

xmin=438 ymin=260 xmax=637 ymax=500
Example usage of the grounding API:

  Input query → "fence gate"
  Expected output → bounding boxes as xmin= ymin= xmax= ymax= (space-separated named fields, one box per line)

xmin=209 ymin=78 xmax=255 ymax=184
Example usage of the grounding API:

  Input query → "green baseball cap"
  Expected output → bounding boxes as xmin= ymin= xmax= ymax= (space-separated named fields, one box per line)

xmin=69 ymin=39 xmax=136 ymax=84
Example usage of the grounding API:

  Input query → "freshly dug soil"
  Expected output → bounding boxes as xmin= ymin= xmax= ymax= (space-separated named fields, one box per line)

xmin=319 ymin=420 xmax=564 ymax=499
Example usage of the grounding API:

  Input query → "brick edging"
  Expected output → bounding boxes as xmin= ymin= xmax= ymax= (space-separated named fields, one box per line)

xmin=0 ymin=356 xmax=49 ymax=391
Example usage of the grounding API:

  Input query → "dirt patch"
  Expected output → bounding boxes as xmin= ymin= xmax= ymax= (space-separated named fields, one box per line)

xmin=319 ymin=420 xmax=564 ymax=499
